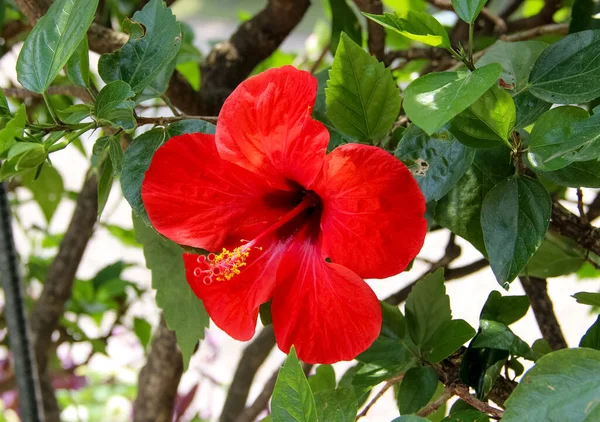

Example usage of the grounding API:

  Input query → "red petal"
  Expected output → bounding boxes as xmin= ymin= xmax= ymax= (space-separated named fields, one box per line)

xmin=142 ymin=133 xmax=284 ymax=251
xmin=183 ymin=236 xmax=289 ymax=340
xmin=314 ymin=144 xmax=427 ymax=279
xmin=216 ymin=66 xmax=329 ymax=189
xmin=272 ymin=236 xmax=382 ymax=364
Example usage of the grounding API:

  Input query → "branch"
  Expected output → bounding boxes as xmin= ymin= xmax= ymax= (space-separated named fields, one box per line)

xmin=219 ymin=326 xmax=277 ymax=422
xmin=353 ymin=0 xmax=386 ymax=61
xmin=550 ymin=201 xmax=600 ymax=257
xmin=2 ymin=86 xmax=93 ymax=102
xmin=450 ymin=384 xmax=504 ymax=420
xmin=587 ymin=193 xmax=600 ymax=222
xmin=507 ymin=0 xmax=561 ymax=32
xmin=133 ymin=318 xmax=184 ymax=422
xmin=417 ymin=388 xmax=454 ymax=417
xmin=136 ymin=115 xmax=218 ymax=126
xmin=355 ymin=374 xmax=404 ymax=420
xmin=519 ymin=276 xmax=568 ymax=350
xmin=427 ymin=0 xmax=507 ymax=33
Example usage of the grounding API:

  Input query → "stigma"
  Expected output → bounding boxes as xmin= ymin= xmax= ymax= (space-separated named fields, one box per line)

xmin=193 ymin=241 xmax=262 ymax=285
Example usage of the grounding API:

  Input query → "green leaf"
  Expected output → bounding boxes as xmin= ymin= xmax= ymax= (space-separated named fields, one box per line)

xmin=395 ymin=124 xmax=474 ymax=202
xmin=580 ymin=316 xmax=600 ymax=350
xmin=95 ymin=81 xmax=136 ymax=130
xmin=502 ymin=348 xmax=600 ymax=421
xmin=97 ymin=158 xmax=114 ymax=216
xmin=435 ymin=147 xmax=514 ymax=253
xmin=98 ymin=0 xmax=182 ymax=94
xmin=450 ymin=85 xmax=515 ymax=148
xmin=21 ymin=165 xmax=64 ymax=224
xmin=0 ymin=104 xmax=27 ymax=157
xmin=364 ymin=11 xmax=450 ymax=49
xmin=460 ymin=346 xmax=507 ymax=398
xmin=328 ymin=0 xmax=362 ymax=55
xmin=476 ymin=40 xmax=550 ymax=128
xmin=406 ymin=269 xmax=451 ymax=347
xmin=56 ymin=104 xmax=93 ymax=125
xmin=532 ymin=159 xmax=600 ymax=189
xmin=480 ymin=291 xmax=530 ymax=326
xmin=423 ymin=319 xmax=476 ymax=363
xmin=442 ymin=410 xmax=489 ymax=422
xmin=109 ymin=137 xmax=124 ymax=177
xmin=133 ymin=317 xmax=152 ymax=350
xmin=471 ymin=320 xmax=535 ymax=360
xmin=325 ymin=33 xmax=401 ymax=141
xmin=452 ymin=0 xmax=488 ymax=23
xmin=16 ymin=0 xmax=99 ymax=94
xmin=138 ymin=57 xmax=177 ymax=102
xmin=308 ymin=365 xmax=336 ymax=394
xmin=133 ymin=215 xmax=209 ymax=370
xmin=529 ymin=29 xmax=600 ymax=104
xmin=272 ymin=347 xmax=318 ymax=422
xmin=528 ymin=106 xmax=593 ymax=171
xmin=573 ymin=292 xmax=600 ymax=307
xmin=481 ymin=176 xmax=551 ymax=286
xmin=66 ymin=36 xmax=90 ymax=88
xmin=392 ymin=415 xmax=430 ymax=421
xmin=524 ymin=233 xmax=586 ymax=278
xmin=0 ymin=87 xmax=9 ymax=117
xmin=397 ymin=366 xmax=439 ymax=414
xmin=165 ymin=120 xmax=216 ymax=138
xmin=8 ymin=142 xmax=47 ymax=170
xmin=570 ymin=0 xmax=600 ymax=33
xmin=403 ymin=64 xmax=502 ymax=135
xmin=314 ymin=388 xmax=357 ymax=422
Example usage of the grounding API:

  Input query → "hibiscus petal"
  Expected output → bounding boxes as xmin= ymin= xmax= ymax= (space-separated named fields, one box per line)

xmin=142 ymin=133 xmax=285 ymax=251
xmin=216 ymin=66 xmax=329 ymax=189
xmin=183 ymin=236 xmax=289 ymax=341
xmin=271 ymin=237 xmax=382 ymax=364
xmin=315 ymin=144 xmax=427 ymax=279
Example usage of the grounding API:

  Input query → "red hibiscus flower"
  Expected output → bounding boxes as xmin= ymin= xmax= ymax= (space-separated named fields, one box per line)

xmin=141 ymin=66 xmax=427 ymax=364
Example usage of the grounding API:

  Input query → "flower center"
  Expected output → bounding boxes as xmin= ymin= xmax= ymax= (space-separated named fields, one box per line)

xmin=193 ymin=191 xmax=319 ymax=285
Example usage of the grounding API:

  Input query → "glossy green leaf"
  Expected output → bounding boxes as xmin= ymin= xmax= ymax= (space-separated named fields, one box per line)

xmin=109 ymin=137 xmax=124 ymax=177
xmin=138 ymin=57 xmax=177 ymax=102
xmin=481 ymin=176 xmax=551 ymax=286
xmin=397 ymin=366 xmax=439 ymax=414
xmin=326 ymin=33 xmax=401 ymax=141
xmin=529 ymin=30 xmax=600 ymax=104
xmin=314 ymin=388 xmax=357 ymax=422
xmin=66 ymin=36 xmax=90 ymax=88
xmin=21 ymin=165 xmax=64 ymax=224
xmin=272 ymin=347 xmax=318 ymax=422
xmin=97 ymin=158 xmax=113 ymax=217
xmin=396 ymin=124 xmax=474 ymax=202
xmin=524 ymin=233 xmax=586 ymax=278
xmin=460 ymin=345 xmax=507 ymax=399
xmin=570 ymin=0 xmax=600 ymax=33
xmin=98 ymin=0 xmax=182 ymax=94
xmin=435 ymin=147 xmax=514 ymax=253
xmin=423 ymin=319 xmax=476 ymax=363
xmin=57 ymin=104 xmax=92 ymax=125
xmin=391 ymin=417 xmax=430 ymax=422
xmin=8 ymin=142 xmax=47 ymax=171
xmin=0 ymin=88 xmax=9 ymax=117
xmin=16 ymin=0 xmax=99 ymax=93
xmin=406 ymin=269 xmax=451 ymax=347
xmin=480 ymin=291 xmax=529 ymax=326
xmin=95 ymin=81 xmax=136 ymax=130
xmin=403 ymin=64 xmax=502 ymax=135
xmin=450 ymin=85 xmax=515 ymax=148
xmin=328 ymin=0 xmax=362 ymax=55
xmin=452 ymin=0 xmax=488 ymax=23
xmin=364 ymin=11 xmax=450 ymax=49
xmin=133 ymin=216 xmax=209 ymax=370
xmin=0 ymin=104 xmax=27 ymax=157
xmin=442 ymin=410 xmax=489 ymax=422
xmin=165 ymin=120 xmax=216 ymax=138
xmin=573 ymin=292 xmax=600 ymax=307
xmin=503 ymin=348 xmax=600 ymax=421
xmin=532 ymin=158 xmax=600 ymax=188
xmin=133 ymin=317 xmax=152 ymax=350
xmin=471 ymin=320 xmax=535 ymax=360
xmin=580 ymin=316 xmax=600 ymax=349
xmin=477 ymin=40 xmax=550 ymax=128
xmin=308 ymin=365 xmax=336 ymax=394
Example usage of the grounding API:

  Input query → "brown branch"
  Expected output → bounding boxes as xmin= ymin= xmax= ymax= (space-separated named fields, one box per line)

xmin=353 ymin=0 xmax=386 ymax=61
xmin=519 ymin=276 xmax=568 ymax=350
xmin=385 ymin=47 xmax=448 ymax=67
xmin=235 ymin=365 xmax=279 ymax=422
xmin=355 ymin=374 xmax=404 ymax=420
xmin=133 ymin=318 xmax=184 ymax=422
xmin=219 ymin=326 xmax=277 ymax=422
xmin=450 ymin=384 xmax=504 ymax=420
xmin=417 ymin=388 xmax=454 ymax=417
xmin=577 ymin=188 xmax=589 ymax=225
xmin=1 ymin=20 xmax=29 ymax=41
xmin=507 ymin=0 xmax=561 ymax=32
xmin=500 ymin=0 xmax=525 ymax=20
xmin=587 ymin=193 xmax=600 ymax=222
xmin=550 ymin=201 xmax=600 ymax=257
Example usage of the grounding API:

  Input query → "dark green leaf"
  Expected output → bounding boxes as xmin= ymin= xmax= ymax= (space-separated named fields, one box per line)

xmin=480 ymin=291 xmax=529 ymax=326
xmin=481 ymin=176 xmax=551 ymax=286
xmin=573 ymin=292 xmax=600 ymax=307
xmin=529 ymin=30 xmax=600 ymax=104
xmin=98 ymin=0 xmax=182 ymax=94
xmin=423 ymin=319 xmax=476 ymax=363
xmin=460 ymin=346 xmax=507 ymax=398
xmin=476 ymin=40 xmax=550 ymax=128
xmin=21 ymin=165 xmax=64 ymax=224
xmin=364 ymin=11 xmax=450 ymax=49
xmin=314 ymin=388 xmax=357 ymax=422
xmin=570 ymin=0 xmax=600 ymax=33
xmin=406 ymin=269 xmax=451 ymax=347
xmin=97 ymin=158 xmax=113 ymax=216
xmin=165 ymin=120 xmax=216 ymax=138
xmin=0 ymin=104 xmax=27 ymax=157
xmin=471 ymin=320 xmax=535 ymax=360
xmin=328 ymin=0 xmax=362 ymax=55
xmin=524 ymin=233 xmax=586 ymax=278
xmin=272 ymin=347 xmax=318 ymax=422
xmin=502 ymin=348 xmax=600 ymax=421
xmin=308 ymin=365 xmax=336 ymax=394
xmin=134 ymin=317 xmax=152 ymax=350
xmin=532 ymin=156 xmax=600 ymax=188
xmin=133 ymin=215 xmax=209 ymax=370
xmin=531 ymin=339 xmax=553 ymax=358
xmin=95 ymin=81 xmax=136 ymax=130
xmin=442 ymin=410 xmax=489 ymax=422
xmin=16 ymin=0 xmax=99 ymax=93
xmin=396 ymin=124 xmax=474 ymax=202
xmin=452 ymin=0 xmax=488 ymax=23
xmin=580 ymin=316 xmax=600 ymax=349
xmin=66 ymin=36 xmax=90 ymax=88
xmin=0 ymin=87 xmax=9 ymax=117
xmin=397 ymin=366 xmax=439 ymax=414
xmin=392 ymin=417 xmax=430 ymax=422
xmin=138 ymin=57 xmax=177 ymax=102
xmin=435 ymin=146 xmax=514 ymax=253
xmin=109 ymin=137 xmax=124 ymax=176
xmin=326 ymin=33 xmax=401 ymax=141
xmin=403 ymin=64 xmax=502 ymax=135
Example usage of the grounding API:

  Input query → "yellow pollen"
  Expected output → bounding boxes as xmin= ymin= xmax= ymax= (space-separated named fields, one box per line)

xmin=212 ymin=244 xmax=252 ymax=281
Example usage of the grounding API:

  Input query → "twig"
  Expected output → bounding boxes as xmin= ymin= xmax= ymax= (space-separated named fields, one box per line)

xmin=310 ymin=42 xmax=331 ymax=74
xmin=519 ymin=276 xmax=568 ymax=350
xmin=451 ymin=384 xmax=504 ymax=420
xmin=353 ymin=0 xmax=386 ymax=61
xmin=137 ymin=115 xmax=218 ymax=126
xmin=550 ymin=201 xmax=600 ymax=257
xmin=355 ymin=374 xmax=404 ymax=420
xmin=587 ymin=193 xmax=600 ymax=222
xmin=500 ymin=22 xmax=568 ymax=42
xmin=427 ymin=0 xmax=507 ymax=33
xmin=507 ymin=0 xmax=561 ymax=32
xmin=577 ymin=188 xmax=588 ymax=225
xmin=235 ymin=365 xmax=280 ymax=422
xmin=417 ymin=388 xmax=454 ymax=417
